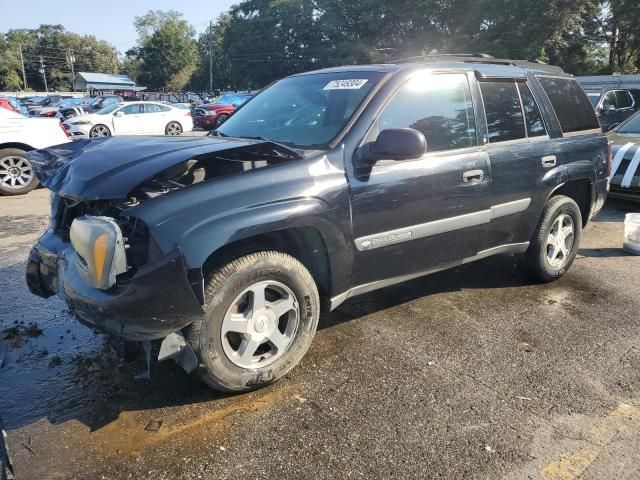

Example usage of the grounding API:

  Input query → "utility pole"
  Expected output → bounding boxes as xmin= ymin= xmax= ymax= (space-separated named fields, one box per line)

xmin=18 ymin=44 xmax=27 ymax=89
xmin=208 ymin=20 xmax=214 ymax=92
xmin=39 ymin=56 xmax=48 ymax=93
xmin=66 ymin=48 xmax=76 ymax=91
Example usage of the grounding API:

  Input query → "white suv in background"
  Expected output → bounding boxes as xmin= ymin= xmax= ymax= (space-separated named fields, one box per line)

xmin=63 ymin=101 xmax=194 ymax=139
xmin=0 ymin=108 xmax=70 ymax=195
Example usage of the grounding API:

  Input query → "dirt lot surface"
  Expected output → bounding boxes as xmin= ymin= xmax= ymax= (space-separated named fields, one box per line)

xmin=1 ymin=190 xmax=639 ymax=480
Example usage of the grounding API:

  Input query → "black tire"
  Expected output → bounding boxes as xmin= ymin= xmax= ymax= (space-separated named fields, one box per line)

xmin=524 ymin=195 xmax=582 ymax=283
xmin=165 ymin=121 xmax=183 ymax=136
xmin=0 ymin=148 xmax=39 ymax=196
xmin=184 ymin=251 xmax=320 ymax=392
xmin=214 ymin=114 xmax=229 ymax=127
xmin=89 ymin=124 xmax=111 ymax=138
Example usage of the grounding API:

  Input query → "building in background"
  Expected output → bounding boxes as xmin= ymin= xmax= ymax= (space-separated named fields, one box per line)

xmin=72 ymin=72 xmax=146 ymax=94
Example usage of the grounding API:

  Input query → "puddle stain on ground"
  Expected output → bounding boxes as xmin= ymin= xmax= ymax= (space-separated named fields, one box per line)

xmin=540 ymin=402 xmax=640 ymax=480
xmin=87 ymin=385 xmax=295 ymax=458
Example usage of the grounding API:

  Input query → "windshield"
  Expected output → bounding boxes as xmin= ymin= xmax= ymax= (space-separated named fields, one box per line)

xmin=617 ymin=113 xmax=640 ymax=134
xmin=586 ymin=92 xmax=601 ymax=107
xmin=96 ymin=104 xmax=121 ymax=115
xmin=215 ymin=94 xmax=251 ymax=106
xmin=60 ymin=98 xmax=84 ymax=108
xmin=216 ymin=71 xmax=385 ymax=148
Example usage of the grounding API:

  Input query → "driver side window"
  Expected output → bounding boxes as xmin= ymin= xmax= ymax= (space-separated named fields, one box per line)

xmin=602 ymin=91 xmax=617 ymax=108
xmin=377 ymin=73 xmax=477 ymax=153
xmin=120 ymin=104 xmax=140 ymax=115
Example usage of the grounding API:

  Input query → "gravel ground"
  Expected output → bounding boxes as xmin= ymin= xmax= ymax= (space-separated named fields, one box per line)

xmin=1 ymin=190 xmax=639 ymax=480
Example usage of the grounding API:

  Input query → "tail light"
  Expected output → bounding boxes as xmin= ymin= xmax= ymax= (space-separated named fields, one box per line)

xmin=606 ymin=141 xmax=613 ymax=176
xmin=43 ymin=111 xmax=57 ymax=117
xmin=59 ymin=121 xmax=69 ymax=137
xmin=184 ymin=111 xmax=192 ymax=117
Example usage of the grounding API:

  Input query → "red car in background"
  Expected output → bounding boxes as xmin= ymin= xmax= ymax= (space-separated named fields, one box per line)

xmin=0 ymin=97 xmax=23 ymax=114
xmin=193 ymin=92 xmax=253 ymax=130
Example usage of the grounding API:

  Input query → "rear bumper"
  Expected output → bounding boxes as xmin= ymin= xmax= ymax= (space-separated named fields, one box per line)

xmin=26 ymin=229 xmax=203 ymax=340
xmin=591 ymin=177 xmax=609 ymax=218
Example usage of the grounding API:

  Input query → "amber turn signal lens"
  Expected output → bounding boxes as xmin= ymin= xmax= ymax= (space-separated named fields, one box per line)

xmin=93 ymin=233 xmax=109 ymax=283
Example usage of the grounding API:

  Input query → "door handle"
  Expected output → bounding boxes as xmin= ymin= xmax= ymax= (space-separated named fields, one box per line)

xmin=541 ymin=155 xmax=557 ymax=168
xmin=462 ymin=169 xmax=485 ymax=183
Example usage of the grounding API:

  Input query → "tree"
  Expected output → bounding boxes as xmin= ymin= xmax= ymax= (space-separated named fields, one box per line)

xmin=129 ymin=10 xmax=199 ymax=90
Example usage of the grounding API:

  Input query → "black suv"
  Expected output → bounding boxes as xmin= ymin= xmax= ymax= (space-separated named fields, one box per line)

xmin=27 ymin=57 xmax=609 ymax=392
xmin=584 ymin=87 xmax=640 ymax=132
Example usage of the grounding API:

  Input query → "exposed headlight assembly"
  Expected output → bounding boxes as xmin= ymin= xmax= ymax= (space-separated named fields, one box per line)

xmin=70 ymin=216 xmax=128 ymax=290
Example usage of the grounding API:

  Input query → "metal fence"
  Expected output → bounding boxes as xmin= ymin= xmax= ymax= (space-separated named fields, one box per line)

xmin=0 ymin=92 xmax=86 ymax=98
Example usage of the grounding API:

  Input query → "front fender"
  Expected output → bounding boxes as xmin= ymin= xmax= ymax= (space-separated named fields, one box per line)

xmin=181 ymin=197 xmax=351 ymax=279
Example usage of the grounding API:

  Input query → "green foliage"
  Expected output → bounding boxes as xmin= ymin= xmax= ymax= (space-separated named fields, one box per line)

xmin=0 ymin=25 xmax=118 ymax=91
xmin=128 ymin=10 xmax=199 ymax=90
xmin=191 ymin=0 xmax=640 ymax=90
xmin=2 ymin=2 xmax=639 ymax=93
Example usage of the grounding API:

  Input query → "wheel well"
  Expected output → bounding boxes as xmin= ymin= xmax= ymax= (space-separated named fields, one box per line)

xmin=551 ymin=180 xmax=591 ymax=227
xmin=202 ymin=227 xmax=332 ymax=300
xmin=0 ymin=143 xmax=34 ymax=152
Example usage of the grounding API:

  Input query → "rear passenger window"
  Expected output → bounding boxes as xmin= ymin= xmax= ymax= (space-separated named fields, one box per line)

xmin=480 ymin=81 xmax=525 ymax=143
xmin=537 ymin=77 xmax=600 ymax=133
xmin=377 ymin=73 xmax=477 ymax=153
xmin=615 ymin=90 xmax=632 ymax=108
xmin=518 ymin=82 xmax=547 ymax=137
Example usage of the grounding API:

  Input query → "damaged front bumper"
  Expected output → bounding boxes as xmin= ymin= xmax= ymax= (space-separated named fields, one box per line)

xmin=26 ymin=229 xmax=203 ymax=341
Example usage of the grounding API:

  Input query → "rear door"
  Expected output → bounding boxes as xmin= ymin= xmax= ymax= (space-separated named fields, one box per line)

xmin=614 ymin=90 xmax=636 ymax=126
xmin=477 ymin=77 xmax=564 ymax=248
xmin=141 ymin=103 xmax=168 ymax=134
xmin=348 ymin=71 xmax=493 ymax=286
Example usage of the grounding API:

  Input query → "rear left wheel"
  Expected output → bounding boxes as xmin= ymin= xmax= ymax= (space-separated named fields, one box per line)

xmin=184 ymin=251 xmax=320 ymax=392
xmin=524 ymin=195 xmax=582 ymax=282
xmin=165 ymin=121 xmax=183 ymax=136
xmin=0 ymin=148 xmax=39 ymax=196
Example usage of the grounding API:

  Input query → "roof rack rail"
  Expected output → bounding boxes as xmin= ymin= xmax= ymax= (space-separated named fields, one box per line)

xmin=390 ymin=54 xmax=564 ymax=74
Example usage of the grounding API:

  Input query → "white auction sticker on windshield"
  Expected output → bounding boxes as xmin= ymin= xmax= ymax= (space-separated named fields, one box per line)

xmin=323 ymin=79 xmax=368 ymax=90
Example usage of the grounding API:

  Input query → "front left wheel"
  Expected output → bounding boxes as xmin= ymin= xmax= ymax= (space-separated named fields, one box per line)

xmin=89 ymin=124 xmax=111 ymax=138
xmin=184 ymin=251 xmax=320 ymax=392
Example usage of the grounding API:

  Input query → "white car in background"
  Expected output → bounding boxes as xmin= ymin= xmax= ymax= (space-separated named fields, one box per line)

xmin=0 ymin=108 xmax=69 ymax=195
xmin=63 ymin=101 xmax=194 ymax=139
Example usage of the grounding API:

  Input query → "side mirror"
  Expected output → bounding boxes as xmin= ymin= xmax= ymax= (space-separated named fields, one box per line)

xmin=359 ymin=128 xmax=427 ymax=163
xmin=114 ymin=111 xmax=124 ymax=117
xmin=602 ymin=104 xmax=616 ymax=113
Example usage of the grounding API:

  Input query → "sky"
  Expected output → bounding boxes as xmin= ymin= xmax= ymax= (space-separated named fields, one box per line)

xmin=0 ymin=0 xmax=238 ymax=53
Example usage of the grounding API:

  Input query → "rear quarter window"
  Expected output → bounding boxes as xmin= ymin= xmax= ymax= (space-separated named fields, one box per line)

xmin=615 ymin=90 xmax=633 ymax=108
xmin=537 ymin=77 xmax=600 ymax=133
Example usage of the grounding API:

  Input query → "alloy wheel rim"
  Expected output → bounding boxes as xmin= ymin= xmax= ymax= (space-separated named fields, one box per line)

xmin=220 ymin=280 xmax=299 ymax=369
xmin=167 ymin=123 xmax=181 ymax=135
xmin=0 ymin=156 xmax=33 ymax=190
xmin=546 ymin=213 xmax=575 ymax=268
xmin=90 ymin=125 xmax=109 ymax=137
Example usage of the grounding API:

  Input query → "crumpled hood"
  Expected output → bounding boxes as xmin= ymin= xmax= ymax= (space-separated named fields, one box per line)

xmin=28 ymin=135 xmax=298 ymax=200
